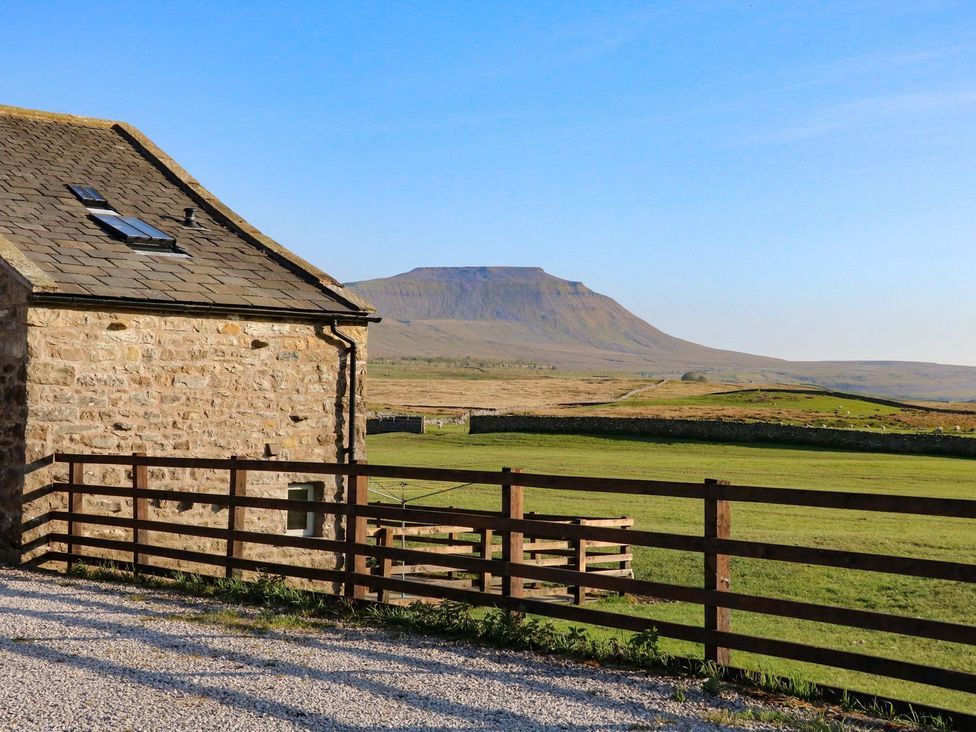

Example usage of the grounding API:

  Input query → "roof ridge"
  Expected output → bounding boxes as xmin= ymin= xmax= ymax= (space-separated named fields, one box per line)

xmin=0 ymin=103 xmax=118 ymax=129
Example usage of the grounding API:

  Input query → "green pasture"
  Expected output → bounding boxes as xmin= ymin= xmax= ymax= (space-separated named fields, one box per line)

xmin=366 ymin=427 xmax=976 ymax=714
xmin=607 ymin=390 xmax=902 ymax=416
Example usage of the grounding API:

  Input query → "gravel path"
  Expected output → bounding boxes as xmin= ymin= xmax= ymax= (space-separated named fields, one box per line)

xmin=0 ymin=568 xmax=871 ymax=731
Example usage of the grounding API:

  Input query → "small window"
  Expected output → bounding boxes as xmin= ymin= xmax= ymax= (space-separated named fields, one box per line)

xmin=67 ymin=184 xmax=109 ymax=208
xmin=286 ymin=484 xmax=315 ymax=536
xmin=91 ymin=213 xmax=181 ymax=252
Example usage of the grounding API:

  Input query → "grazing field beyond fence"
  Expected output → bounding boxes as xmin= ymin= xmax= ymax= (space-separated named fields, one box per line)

xmin=24 ymin=448 xmax=976 ymax=719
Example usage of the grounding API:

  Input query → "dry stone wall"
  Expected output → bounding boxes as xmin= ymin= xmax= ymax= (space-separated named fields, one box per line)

xmin=367 ymin=415 xmax=425 ymax=435
xmin=17 ymin=305 xmax=367 ymax=581
xmin=0 ymin=268 xmax=28 ymax=564
xmin=469 ymin=414 xmax=976 ymax=459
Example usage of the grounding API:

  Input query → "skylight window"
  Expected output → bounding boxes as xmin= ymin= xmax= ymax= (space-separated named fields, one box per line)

xmin=91 ymin=213 xmax=180 ymax=252
xmin=67 ymin=184 xmax=109 ymax=208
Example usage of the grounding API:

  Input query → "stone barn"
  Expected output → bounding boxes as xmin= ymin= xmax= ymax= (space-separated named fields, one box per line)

xmin=0 ymin=105 xmax=375 ymax=571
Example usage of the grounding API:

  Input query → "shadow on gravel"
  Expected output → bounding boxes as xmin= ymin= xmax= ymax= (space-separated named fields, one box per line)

xmin=0 ymin=572 xmax=718 ymax=731
xmin=296 ymin=631 xmax=685 ymax=722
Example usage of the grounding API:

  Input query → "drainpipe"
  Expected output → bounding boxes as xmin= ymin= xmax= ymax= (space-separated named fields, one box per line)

xmin=330 ymin=320 xmax=358 ymax=463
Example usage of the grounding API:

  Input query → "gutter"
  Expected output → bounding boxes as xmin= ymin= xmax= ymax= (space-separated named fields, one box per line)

xmin=30 ymin=292 xmax=381 ymax=326
xmin=330 ymin=320 xmax=359 ymax=463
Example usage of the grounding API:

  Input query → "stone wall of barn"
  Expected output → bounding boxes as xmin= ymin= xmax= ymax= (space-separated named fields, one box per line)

xmin=18 ymin=305 xmax=367 ymax=584
xmin=0 ymin=268 xmax=28 ymax=564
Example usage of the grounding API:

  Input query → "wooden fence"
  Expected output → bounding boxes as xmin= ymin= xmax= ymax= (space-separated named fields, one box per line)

xmin=28 ymin=453 xmax=976 ymax=708
xmin=367 ymin=511 xmax=633 ymax=604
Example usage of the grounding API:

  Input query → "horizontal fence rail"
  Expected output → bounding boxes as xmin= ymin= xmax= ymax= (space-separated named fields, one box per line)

xmin=52 ymin=453 xmax=976 ymax=517
xmin=31 ymin=452 xmax=976 ymax=708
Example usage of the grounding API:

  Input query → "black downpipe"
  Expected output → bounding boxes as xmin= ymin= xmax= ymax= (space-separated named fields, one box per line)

xmin=330 ymin=320 xmax=357 ymax=463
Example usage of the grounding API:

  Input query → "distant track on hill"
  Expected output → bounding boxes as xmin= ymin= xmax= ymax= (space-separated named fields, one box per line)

xmin=611 ymin=378 xmax=670 ymax=402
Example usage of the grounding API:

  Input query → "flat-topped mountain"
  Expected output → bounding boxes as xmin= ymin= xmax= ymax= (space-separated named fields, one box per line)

xmin=350 ymin=266 xmax=768 ymax=364
xmin=347 ymin=267 xmax=976 ymax=401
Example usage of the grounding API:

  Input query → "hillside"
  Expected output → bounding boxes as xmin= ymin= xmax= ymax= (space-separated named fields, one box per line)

xmin=347 ymin=267 xmax=976 ymax=401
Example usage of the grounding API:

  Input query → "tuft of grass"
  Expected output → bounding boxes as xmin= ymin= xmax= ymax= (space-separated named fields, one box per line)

xmin=741 ymin=668 xmax=819 ymax=701
xmin=364 ymin=601 xmax=664 ymax=668
xmin=731 ymin=709 xmax=855 ymax=732
xmin=626 ymin=718 xmax=668 ymax=730
xmin=69 ymin=563 xmax=347 ymax=620
xmin=703 ymin=709 xmax=736 ymax=726
xmin=702 ymin=675 xmax=723 ymax=696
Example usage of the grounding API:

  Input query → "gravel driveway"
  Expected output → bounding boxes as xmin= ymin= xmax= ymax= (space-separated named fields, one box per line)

xmin=0 ymin=568 xmax=878 ymax=731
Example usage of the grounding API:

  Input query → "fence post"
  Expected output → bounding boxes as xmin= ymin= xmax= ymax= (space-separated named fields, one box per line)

xmin=525 ymin=512 xmax=537 ymax=567
xmin=375 ymin=526 xmax=393 ymax=603
xmin=620 ymin=516 xmax=632 ymax=581
xmin=66 ymin=462 xmax=84 ymax=571
xmin=479 ymin=528 xmax=493 ymax=592
xmin=225 ymin=456 xmax=247 ymax=579
xmin=573 ymin=518 xmax=587 ymax=605
xmin=704 ymin=478 xmax=732 ymax=666
xmin=132 ymin=453 xmax=148 ymax=575
xmin=501 ymin=467 xmax=523 ymax=601
xmin=617 ymin=538 xmax=632 ymax=596
xmin=344 ymin=460 xmax=369 ymax=600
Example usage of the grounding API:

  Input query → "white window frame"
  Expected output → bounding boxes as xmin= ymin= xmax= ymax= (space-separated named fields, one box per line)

xmin=286 ymin=483 xmax=315 ymax=537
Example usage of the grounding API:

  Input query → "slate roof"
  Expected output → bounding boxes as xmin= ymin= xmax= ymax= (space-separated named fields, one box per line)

xmin=0 ymin=105 xmax=371 ymax=317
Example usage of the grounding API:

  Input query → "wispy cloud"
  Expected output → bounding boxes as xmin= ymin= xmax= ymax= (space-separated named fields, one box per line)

xmin=744 ymin=89 xmax=976 ymax=144
xmin=471 ymin=5 xmax=680 ymax=81
xmin=768 ymin=42 xmax=973 ymax=95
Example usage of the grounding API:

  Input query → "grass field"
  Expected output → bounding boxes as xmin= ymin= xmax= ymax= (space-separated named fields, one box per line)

xmin=593 ymin=389 xmax=901 ymax=415
xmin=366 ymin=427 xmax=976 ymax=714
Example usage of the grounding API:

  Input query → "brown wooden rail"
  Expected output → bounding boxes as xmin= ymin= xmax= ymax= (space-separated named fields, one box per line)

xmin=365 ymin=513 xmax=633 ymax=604
xmin=35 ymin=452 xmax=976 ymax=704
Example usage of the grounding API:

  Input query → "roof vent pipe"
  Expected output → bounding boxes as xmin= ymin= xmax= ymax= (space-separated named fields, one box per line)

xmin=183 ymin=207 xmax=197 ymax=227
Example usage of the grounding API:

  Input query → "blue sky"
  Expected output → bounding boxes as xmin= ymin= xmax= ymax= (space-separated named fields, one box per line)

xmin=2 ymin=2 xmax=975 ymax=365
